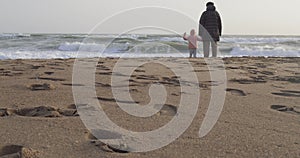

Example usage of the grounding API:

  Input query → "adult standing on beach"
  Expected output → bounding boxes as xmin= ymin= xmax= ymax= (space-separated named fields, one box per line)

xmin=199 ymin=2 xmax=222 ymax=57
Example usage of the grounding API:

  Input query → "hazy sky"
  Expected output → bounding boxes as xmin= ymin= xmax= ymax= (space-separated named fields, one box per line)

xmin=1 ymin=0 xmax=299 ymax=35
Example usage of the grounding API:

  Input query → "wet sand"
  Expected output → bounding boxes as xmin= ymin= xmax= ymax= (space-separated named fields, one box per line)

xmin=0 ymin=57 xmax=299 ymax=158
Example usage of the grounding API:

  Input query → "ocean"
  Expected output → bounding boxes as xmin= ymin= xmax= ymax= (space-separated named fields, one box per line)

xmin=0 ymin=33 xmax=299 ymax=59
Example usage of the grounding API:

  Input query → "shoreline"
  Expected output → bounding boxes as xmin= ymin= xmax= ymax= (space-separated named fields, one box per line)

xmin=0 ymin=56 xmax=299 ymax=60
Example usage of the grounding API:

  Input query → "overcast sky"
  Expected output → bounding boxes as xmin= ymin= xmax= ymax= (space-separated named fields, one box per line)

xmin=1 ymin=0 xmax=299 ymax=35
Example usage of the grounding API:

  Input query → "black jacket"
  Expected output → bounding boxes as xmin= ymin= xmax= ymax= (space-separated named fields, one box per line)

xmin=199 ymin=5 xmax=222 ymax=42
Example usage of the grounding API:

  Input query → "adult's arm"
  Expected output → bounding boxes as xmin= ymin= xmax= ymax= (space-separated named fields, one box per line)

xmin=199 ymin=12 xmax=206 ymax=36
xmin=217 ymin=12 xmax=222 ymax=36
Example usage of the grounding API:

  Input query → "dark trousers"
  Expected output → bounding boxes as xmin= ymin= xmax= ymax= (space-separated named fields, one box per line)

xmin=203 ymin=41 xmax=217 ymax=57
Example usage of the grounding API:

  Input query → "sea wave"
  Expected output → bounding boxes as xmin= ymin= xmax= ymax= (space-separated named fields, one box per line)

xmin=0 ymin=33 xmax=31 ymax=38
xmin=0 ymin=51 xmax=101 ymax=60
xmin=0 ymin=34 xmax=299 ymax=59
xmin=221 ymin=36 xmax=300 ymax=44
xmin=230 ymin=46 xmax=300 ymax=57
xmin=58 ymin=42 xmax=105 ymax=52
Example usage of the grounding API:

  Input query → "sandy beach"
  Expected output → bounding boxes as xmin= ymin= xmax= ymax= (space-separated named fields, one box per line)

xmin=0 ymin=57 xmax=299 ymax=158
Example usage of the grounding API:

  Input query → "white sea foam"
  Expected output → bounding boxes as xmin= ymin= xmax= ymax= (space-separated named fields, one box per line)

xmin=0 ymin=34 xmax=299 ymax=59
xmin=159 ymin=37 xmax=184 ymax=42
xmin=0 ymin=48 xmax=298 ymax=59
xmin=0 ymin=51 xmax=102 ymax=60
xmin=0 ymin=51 xmax=191 ymax=60
xmin=229 ymin=46 xmax=300 ymax=57
xmin=58 ymin=42 xmax=105 ymax=52
xmin=221 ymin=36 xmax=300 ymax=44
xmin=0 ymin=33 xmax=31 ymax=38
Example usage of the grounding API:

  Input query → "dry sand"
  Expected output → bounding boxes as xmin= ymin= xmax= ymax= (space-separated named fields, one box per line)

xmin=0 ymin=57 xmax=299 ymax=158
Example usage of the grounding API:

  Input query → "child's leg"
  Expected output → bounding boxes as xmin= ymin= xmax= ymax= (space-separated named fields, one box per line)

xmin=189 ymin=49 xmax=193 ymax=58
xmin=193 ymin=49 xmax=197 ymax=58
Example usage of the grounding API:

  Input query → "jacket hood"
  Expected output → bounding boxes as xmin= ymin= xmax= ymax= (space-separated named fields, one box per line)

xmin=206 ymin=5 xmax=216 ymax=11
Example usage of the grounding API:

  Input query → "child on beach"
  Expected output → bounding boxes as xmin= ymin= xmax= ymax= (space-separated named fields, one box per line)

xmin=183 ymin=29 xmax=202 ymax=58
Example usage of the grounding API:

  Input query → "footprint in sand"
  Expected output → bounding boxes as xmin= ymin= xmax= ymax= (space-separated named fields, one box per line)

xmin=272 ymin=76 xmax=300 ymax=83
xmin=134 ymin=69 xmax=146 ymax=73
xmin=97 ymin=65 xmax=110 ymax=71
xmin=271 ymin=105 xmax=300 ymax=115
xmin=0 ymin=145 xmax=39 ymax=158
xmin=16 ymin=106 xmax=61 ymax=117
xmin=154 ymin=104 xmax=177 ymax=116
xmin=136 ymin=75 xmax=159 ymax=81
xmin=226 ymin=88 xmax=247 ymax=96
xmin=28 ymin=83 xmax=55 ymax=91
xmin=97 ymin=97 xmax=140 ymax=104
xmin=260 ymin=71 xmax=274 ymax=75
xmin=230 ymin=78 xmax=267 ymax=84
xmin=30 ymin=65 xmax=44 ymax=70
xmin=0 ymin=70 xmax=13 ymax=77
xmin=44 ymin=71 xmax=54 ymax=75
xmin=160 ymin=77 xmax=180 ymax=86
xmin=86 ymin=131 xmax=130 ymax=154
xmin=95 ymin=82 xmax=111 ymax=88
xmin=129 ymin=88 xmax=138 ymax=93
xmin=272 ymin=90 xmax=300 ymax=98
xmin=0 ymin=106 xmax=78 ymax=118
xmin=61 ymin=83 xmax=85 ymax=87
xmin=0 ymin=108 xmax=15 ymax=117
xmin=29 ymin=77 xmax=66 ymax=82
xmin=58 ymin=108 xmax=79 ymax=117
xmin=97 ymin=72 xmax=112 ymax=76
xmin=49 ymin=67 xmax=65 ymax=71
